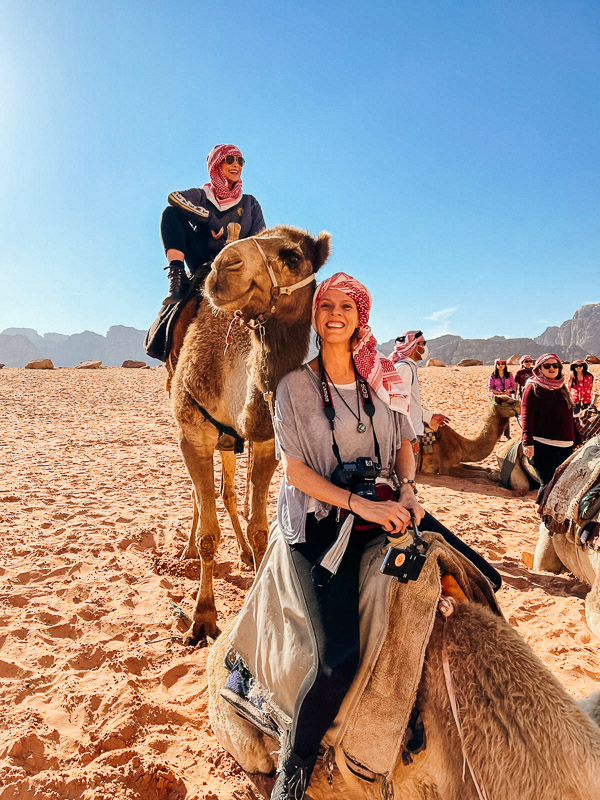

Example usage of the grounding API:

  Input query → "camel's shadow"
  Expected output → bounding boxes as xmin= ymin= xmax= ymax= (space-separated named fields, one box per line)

xmin=417 ymin=471 xmax=536 ymax=500
xmin=491 ymin=554 xmax=588 ymax=599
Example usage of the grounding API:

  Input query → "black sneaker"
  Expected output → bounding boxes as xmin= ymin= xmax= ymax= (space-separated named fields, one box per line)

xmin=163 ymin=260 xmax=187 ymax=305
xmin=271 ymin=739 xmax=318 ymax=800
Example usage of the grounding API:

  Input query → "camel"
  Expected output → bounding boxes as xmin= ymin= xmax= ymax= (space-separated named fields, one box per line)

xmin=495 ymin=435 xmax=540 ymax=491
xmin=419 ymin=395 xmax=521 ymax=478
xmin=170 ymin=226 xmax=330 ymax=645
xmin=534 ymin=523 xmax=600 ymax=637
xmin=207 ymin=599 xmax=600 ymax=799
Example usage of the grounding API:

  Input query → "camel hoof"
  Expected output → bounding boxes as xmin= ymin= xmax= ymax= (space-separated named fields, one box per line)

xmin=182 ymin=621 xmax=221 ymax=647
xmin=239 ymin=550 xmax=254 ymax=570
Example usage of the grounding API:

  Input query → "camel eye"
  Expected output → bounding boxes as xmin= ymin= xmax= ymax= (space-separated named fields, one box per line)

xmin=280 ymin=249 xmax=302 ymax=269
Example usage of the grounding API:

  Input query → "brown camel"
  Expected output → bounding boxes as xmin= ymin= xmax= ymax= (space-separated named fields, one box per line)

xmin=170 ymin=226 xmax=330 ymax=645
xmin=207 ymin=599 xmax=600 ymax=799
xmin=419 ymin=394 xmax=521 ymax=477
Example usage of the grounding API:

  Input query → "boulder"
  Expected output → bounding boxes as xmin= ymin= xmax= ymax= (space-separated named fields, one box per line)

xmin=25 ymin=358 xmax=54 ymax=370
xmin=121 ymin=360 xmax=146 ymax=369
xmin=456 ymin=359 xmax=483 ymax=367
xmin=586 ymin=354 xmax=600 ymax=365
xmin=426 ymin=358 xmax=446 ymax=367
xmin=75 ymin=360 xmax=102 ymax=369
xmin=508 ymin=355 xmax=521 ymax=365
xmin=0 ymin=364 xmax=4 ymax=369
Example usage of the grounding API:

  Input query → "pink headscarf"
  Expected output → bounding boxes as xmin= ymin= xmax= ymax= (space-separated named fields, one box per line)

xmin=529 ymin=353 xmax=565 ymax=390
xmin=202 ymin=144 xmax=243 ymax=211
xmin=313 ymin=273 xmax=410 ymax=415
xmin=519 ymin=355 xmax=534 ymax=368
xmin=390 ymin=331 xmax=421 ymax=364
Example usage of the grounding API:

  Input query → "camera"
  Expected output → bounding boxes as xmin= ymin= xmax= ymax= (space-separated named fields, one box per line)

xmin=331 ymin=456 xmax=380 ymax=501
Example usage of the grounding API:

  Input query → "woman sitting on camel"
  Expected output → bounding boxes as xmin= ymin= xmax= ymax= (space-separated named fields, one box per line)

xmin=160 ymin=143 xmax=266 ymax=304
xmin=271 ymin=272 xmax=424 ymax=800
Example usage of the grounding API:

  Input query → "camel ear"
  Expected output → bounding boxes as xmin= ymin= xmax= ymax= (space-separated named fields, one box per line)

xmin=313 ymin=231 xmax=331 ymax=272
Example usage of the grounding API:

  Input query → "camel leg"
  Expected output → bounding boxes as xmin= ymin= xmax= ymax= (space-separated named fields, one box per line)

xmin=447 ymin=464 xmax=493 ymax=479
xmin=533 ymin=523 xmax=563 ymax=573
xmin=181 ymin=487 xmax=199 ymax=556
xmin=219 ymin=450 xmax=253 ymax=569
xmin=585 ymin=572 xmax=600 ymax=639
xmin=178 ymin=427 xmax=222 ymax=646
xmin=246 ymin=439 xmax=277 ymax=570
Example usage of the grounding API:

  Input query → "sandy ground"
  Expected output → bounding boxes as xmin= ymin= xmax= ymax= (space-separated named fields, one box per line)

xmin=0 ymin=364 xmax=598 ymax=800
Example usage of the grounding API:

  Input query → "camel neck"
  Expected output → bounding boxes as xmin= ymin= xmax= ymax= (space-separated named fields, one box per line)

xmin=250 ymin=314 xmax=312 ymax=390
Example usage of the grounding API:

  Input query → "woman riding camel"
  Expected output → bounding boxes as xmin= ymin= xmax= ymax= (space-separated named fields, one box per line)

xmin=271 ymin=272 xmax=424 ymax=799
xmin=160 ymin=144 xmax=266 ymax=304
xmin=521 ymin=353 xmax=581 ymax=502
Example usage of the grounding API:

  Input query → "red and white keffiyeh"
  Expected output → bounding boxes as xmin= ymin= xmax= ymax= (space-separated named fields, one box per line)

xmin=391 ymin=331 xmax=421 ymax=364
xmin=519 ymin=354 xmax=533 ymax=368
xmin=202 ymin=144 xmax=243 ymax=211
xmin=530 ymin=353 xmax=565 ymax=390
xmin=313 ymin=273 xmax=410 ymax=415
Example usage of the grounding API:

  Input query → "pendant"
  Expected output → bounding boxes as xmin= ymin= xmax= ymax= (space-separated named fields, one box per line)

xmin=357 ymin=422 xmax=367 ymax=434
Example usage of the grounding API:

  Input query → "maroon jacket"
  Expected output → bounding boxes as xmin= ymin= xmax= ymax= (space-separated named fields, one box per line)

xmin=521 ymin=383 xmax=581 ymax=447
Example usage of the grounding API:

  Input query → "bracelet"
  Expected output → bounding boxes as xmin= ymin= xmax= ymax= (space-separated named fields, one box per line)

xmin=399 ymin=477 xmax=418 ymax=495
xmin=348 ymin=491 xmax=354 ymax=513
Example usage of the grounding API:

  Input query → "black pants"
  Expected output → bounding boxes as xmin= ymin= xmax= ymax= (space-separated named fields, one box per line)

xmin=289 ymin=513 xmax=382 ymax=759
xmin=533 ymin=440 xmax=573 ymax=502
xmin=160 ymin=206 xmax=215 ymax=275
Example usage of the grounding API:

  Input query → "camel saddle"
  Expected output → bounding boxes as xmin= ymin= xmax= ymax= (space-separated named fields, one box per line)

xmin=144 ymin=265 xmax=209 ymax=366
xmin=226 ymin=522 xmax=500 ymax=782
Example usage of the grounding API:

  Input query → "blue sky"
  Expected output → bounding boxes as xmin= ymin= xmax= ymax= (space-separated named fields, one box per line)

xmin=2 ymin=0 xmax=599 ymax=343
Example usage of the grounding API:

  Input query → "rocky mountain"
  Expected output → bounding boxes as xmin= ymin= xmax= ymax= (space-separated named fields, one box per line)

xmin=378 ymin=303 xmax=598 ymax=365
xmin=0 ymin=326 xmax=161 ymax=367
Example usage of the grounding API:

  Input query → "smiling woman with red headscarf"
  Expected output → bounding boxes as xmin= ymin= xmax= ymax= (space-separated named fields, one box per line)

xmin=521 ymin=353 xmax=582 ymax=502
xmin=268 ymin=272 xmax=423 ymax=799
xmin=160 ymin=144 xmax=265 ymax=304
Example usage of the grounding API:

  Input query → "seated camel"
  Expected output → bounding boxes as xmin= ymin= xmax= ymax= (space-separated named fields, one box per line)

xmin=534 ymin=437 xmax=600 ymax=638
xmin=419 ymin=394 xmax=521 ymax=478
xmin=496 ymin=435 xmax=540 ymax=491
xmin=207 ymin=529 xmax=600 ymax=799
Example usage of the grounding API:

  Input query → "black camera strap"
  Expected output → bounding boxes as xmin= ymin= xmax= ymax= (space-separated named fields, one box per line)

xmin=318 ymin=354 xmax=382 ymax=470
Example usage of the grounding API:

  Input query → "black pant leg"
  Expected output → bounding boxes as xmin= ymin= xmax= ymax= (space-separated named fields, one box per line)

xmin=533 ymin=441 xmax=573 ymax=501
xmin=288 ymin=522 xmax=366 ymax=760
xmin=161 ymin=206 xmax=188 ymax=254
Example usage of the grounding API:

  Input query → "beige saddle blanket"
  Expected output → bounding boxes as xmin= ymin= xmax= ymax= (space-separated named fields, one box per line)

xmin=230 ymin=522 xmax=499 ymax=779
xmin=539 ymin=436 xmax=600 ymax=536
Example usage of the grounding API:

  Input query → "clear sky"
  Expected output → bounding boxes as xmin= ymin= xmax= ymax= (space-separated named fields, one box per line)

xmin=2 ymin=0 xmax=599 ymax=343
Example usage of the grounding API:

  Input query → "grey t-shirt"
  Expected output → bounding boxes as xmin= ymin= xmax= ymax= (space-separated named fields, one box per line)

xmin=275 ymin=365 xmax=416 ymax=544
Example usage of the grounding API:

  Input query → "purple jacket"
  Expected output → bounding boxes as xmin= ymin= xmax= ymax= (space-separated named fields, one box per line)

xmin=488 ymin=374 xmax=516 ymax=394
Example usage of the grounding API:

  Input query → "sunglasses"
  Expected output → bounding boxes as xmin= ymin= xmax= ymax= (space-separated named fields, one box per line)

xmin=541 ymin=363 xmax=560 ymax=370
xmin=496 ymin=361 xmax=506 ymax=365
xmin=523 ymin=360 xmax=533 ymax=364
xmin=223 ymin=155 xmax=245 ymax=166
xmin=574 ymin=365 xmax=584 ymax=369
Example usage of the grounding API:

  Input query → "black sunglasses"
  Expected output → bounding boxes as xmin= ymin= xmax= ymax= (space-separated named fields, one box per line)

xmin=574 ymin=365 xmax=584 ymax=369
xmin=542 ymin=363 xmax=560 ymax=369
xmin=224 ymin=155 xmax=245 ymax=166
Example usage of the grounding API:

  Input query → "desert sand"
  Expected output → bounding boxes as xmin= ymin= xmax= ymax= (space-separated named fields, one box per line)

xmin=1 ymin=364 xmax=598 ymax=800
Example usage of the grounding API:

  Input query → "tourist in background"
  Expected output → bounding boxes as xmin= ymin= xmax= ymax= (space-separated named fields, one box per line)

xmin=391 ymin=331 xmax=450 ymax=461
xmin=567 ymin=360 xmax=594 ymax=414
xmin=488 ymin=359 xmax=516 ymax=440
xmin=514 ymin=355 xmax=534 ymax=398
xmin=521 ymin=353 xmax=581 ymax=502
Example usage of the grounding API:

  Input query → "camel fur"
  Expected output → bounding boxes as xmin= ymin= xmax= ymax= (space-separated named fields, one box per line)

xmin=170 ymin=226 xmax=330 ymax=645
xmin=207 ymin=598 xmax=600 ymax=799
xmin=419 ymin=395 xmax=521 ymax=478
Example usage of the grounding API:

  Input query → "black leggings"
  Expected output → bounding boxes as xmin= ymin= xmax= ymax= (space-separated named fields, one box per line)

xmin=289 ymin=513 xmax=382 ymax=759
xmin=160 ymin=205 xmax=215 ymax=274
xmin=533 ymin=440 xmax=573 ymax=501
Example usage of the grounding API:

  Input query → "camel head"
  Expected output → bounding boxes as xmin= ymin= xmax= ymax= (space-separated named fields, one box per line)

xmin=205 ymin=226 xmax=331 ymax=324
xmin=491 ymin=394 xmax=521 ymax=418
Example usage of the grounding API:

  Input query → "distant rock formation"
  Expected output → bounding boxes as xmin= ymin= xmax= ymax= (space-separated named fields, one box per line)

xmin=25 ymin=359 xmax=54 ymax=369
xmin=76 ymin=360 xmax=102 ymax=369
xmin=426 ymin=358 xmax=446 ymax=367
xmin=122 ymin=360 xmax=146 ymax=368
xmin=536 ymin=304 xmax=600 ymax=355
xmin=0 ymin=326 xmax=161 ymax=368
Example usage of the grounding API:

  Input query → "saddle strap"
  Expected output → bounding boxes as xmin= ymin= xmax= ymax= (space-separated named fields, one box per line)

xmin=193 ymin=401 xmax=245 ymax=455
xmin=442 ymin=621 xmax=490 ymax=800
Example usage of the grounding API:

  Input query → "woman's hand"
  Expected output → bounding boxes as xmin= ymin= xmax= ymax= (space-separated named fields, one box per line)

xmin=352 ymin=496 xmax=411 ymax=534
xmin=398 ymin=485 xmax=425 ymax=523
xmin=523 ymin=445 xmax=534 ymax=460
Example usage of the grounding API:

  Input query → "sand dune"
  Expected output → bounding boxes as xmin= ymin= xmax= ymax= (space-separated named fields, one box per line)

xmin=0 ymin=365 xmax=598 ymax=799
